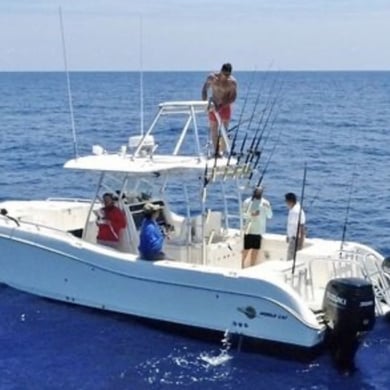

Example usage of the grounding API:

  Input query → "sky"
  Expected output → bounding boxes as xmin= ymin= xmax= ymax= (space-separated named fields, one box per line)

xmin=0 ymin=0 xmax=389 ymax=71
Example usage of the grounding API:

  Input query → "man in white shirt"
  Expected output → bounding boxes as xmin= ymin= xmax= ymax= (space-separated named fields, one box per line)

xmin=285 ymin=192 xmax=306 ymax=260
xmin=242 ymin=186 xmax=273 ymax=268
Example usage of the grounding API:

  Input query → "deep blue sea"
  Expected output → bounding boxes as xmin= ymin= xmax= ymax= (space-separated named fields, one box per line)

xmin=0 ymin=71 xmax=390 ymax=389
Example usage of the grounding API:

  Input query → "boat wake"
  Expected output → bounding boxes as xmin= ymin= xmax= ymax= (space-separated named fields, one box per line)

xmin=198 ymin=350 xmax=232 ymax=367
xmin=136 ymin=332 xmax=235 ymax=386
xmin=199 ymin=329 xmax=233 ymax=367
xmin=136 ymin=347 xmax=235 ymax=386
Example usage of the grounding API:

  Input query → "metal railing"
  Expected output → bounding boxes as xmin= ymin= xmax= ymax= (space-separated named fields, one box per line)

xmin=296 ymin=250 xmax=390 ymax=314
xmin=46 ymin=197 xmax=92 ymax=203
xmin=0 ymin=215 xmax=75 ymax=240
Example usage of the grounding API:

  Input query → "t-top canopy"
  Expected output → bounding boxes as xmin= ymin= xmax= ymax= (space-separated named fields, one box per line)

xmin=64 ymin=154 xmax=235 ymax=176
xmin=64 ymin=100 xmax=235 ymax=177
xmin=158 ymin=100 xmax=209 ymax=115
xmin=65 ymin=154 xmax=203 ymax=174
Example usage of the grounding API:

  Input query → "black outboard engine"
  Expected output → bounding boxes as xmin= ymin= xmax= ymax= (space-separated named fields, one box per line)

xmin=322 ymin=277 xmax=376 ymax=373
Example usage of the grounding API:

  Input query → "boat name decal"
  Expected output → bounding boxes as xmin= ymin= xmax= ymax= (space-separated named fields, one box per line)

xmin=237 ymin=306 xmax=287 ymax=320
xmin=237 ymin=306 xmax=256 ymax=319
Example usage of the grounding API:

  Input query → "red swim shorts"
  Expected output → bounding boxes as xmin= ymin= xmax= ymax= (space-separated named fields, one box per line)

xmin=208 ymin=104 xmax=231 ymax=123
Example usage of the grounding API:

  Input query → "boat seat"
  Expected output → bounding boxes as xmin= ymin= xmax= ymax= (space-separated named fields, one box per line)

xmin=192 ymin=211 xmax=222 ymax=243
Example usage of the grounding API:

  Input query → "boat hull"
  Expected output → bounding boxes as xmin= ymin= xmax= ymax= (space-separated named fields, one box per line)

xmin=0 ymin=225 xmax=324 ymax=350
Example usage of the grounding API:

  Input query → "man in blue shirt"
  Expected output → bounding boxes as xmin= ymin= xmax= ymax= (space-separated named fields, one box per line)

xmin=138 ymin=203 xmax=166 ymax=261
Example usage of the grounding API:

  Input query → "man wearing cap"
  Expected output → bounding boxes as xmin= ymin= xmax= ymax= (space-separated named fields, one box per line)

xmin=242 ymin=187 xmax=273 ymax=268
xmin=139 ymin=202 xmax=166 ymax=261
xmin=96 ymin=193 xmax=127 ymax=249
xmin=201 ymin=63 xmax=237 ymax=156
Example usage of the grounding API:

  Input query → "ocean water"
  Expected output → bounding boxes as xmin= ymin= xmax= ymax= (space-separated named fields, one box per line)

xmin=0 ymin=71 xmax=389 ymax=389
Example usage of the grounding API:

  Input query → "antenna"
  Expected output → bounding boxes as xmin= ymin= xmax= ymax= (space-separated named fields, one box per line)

xmin=58 ymin=7 xmax=78 ymax=158
xmin=139 ymin=15 xmax=144 ymax=136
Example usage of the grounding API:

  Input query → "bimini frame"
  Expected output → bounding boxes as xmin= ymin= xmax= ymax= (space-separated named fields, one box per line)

xmin=132 ymin=101 xmax=231 ymax=159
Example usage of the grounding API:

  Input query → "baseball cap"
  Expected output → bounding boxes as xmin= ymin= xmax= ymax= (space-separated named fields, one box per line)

xmin=143 ymin=202 xmax=163 ymax=213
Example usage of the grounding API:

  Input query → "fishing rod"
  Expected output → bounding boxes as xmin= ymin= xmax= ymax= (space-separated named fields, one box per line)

xmin=241 ymin=76 xmax=278 ymax=164
xmin=200 ymin=137 xmax=214 ymax=222
xmin=228 ymin=68 xmax=277 ymax=179
xmin=242 ymin=83 xmax=283 ymax=179
xmin=58 ymin=6 xmax=79 ymax=159
xmin=292 ymin=163 xmax=308 ymax=275
xmin=250 ymin=78 xmax=284 ymax=156
xmin=211 ymin=118 xmax=223 ymax=181
xmin=244 ymin=73 xmax=272 ymax=134
xmin=226 ymin=117 xmax=252 ymax=135
xmin=231 ymin=131 xmax=249 ymax=178
xmin=304 ymin=176 xmax=329 ymax=215
xmin=247 ymin=79 xmax=284 ymax=186
xmin=230 ymin=75 xmax=273 ymax=176
xmin=241 ymin=74 xmax=283 ymax=175
xmin=232 ymin=69 xmax=257 ymax=136
xmin=248 ymin=120 xmax=278 ymax=184
xmin=243 ymin=61 xmax=275 ymax=135
xmin=251 ymin=89 xmax=283 ymax=168
xmin=202 ymin=155 xmax=210 ymax=203
xmin=139 ymin=15 xmax=144 ymax=136
xmin=248 ymin=96 xmax=283 ymax=177
xmin=340 ymin=171 xmax=356 ymax=253
xmin=224 ymin=70 xmax=257 ymax=174
xmin=200 ymin=147 xmax=212 ymax=266
xmin=307 ymin=185 xmax=323 ymax=210
xmin=253 ymin=128 xmax=283 ymax=187
xmin=225 ymin=61 xmax=274 ymax=137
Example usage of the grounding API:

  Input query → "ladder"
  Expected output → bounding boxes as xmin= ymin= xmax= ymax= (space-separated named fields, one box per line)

xmin=357 ymin=252 xmax=390 ymax=315
xmin=219 ymin=181 xmax=243 ymax=232
xmin=303 ymin=250 xmax=390 ymax=316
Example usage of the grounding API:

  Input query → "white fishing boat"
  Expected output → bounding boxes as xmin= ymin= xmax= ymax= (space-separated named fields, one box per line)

xmin=0 ymin=100 xmax=388 ymax=368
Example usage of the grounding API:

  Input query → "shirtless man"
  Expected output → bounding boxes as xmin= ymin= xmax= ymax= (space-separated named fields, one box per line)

xmin=201 ymin=63 xmax=237 ymax=156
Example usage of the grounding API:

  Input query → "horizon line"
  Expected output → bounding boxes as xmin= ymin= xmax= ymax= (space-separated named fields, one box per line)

xmin=1 ymin=69 xmax=390 ymax=73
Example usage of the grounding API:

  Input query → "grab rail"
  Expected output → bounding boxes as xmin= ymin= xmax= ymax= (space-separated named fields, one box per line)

xmin=305 ymin=251 xmax=389 ymax=314
xmin=46 ymin=197 xmax=92 ymax=203
xmin=0 ymin=216 xmax=76 ymax=240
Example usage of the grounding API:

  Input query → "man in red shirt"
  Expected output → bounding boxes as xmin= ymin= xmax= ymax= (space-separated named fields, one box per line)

xmin=96 ymin=193 xmax=127 ymax=249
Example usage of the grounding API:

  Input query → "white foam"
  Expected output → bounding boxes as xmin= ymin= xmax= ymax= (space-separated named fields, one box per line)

xmin=199 ymin=351 xmax=233 ymax=366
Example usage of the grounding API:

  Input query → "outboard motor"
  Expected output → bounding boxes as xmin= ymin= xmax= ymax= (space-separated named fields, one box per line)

xmin=322 ymin=277 xmax=376 ymax=373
